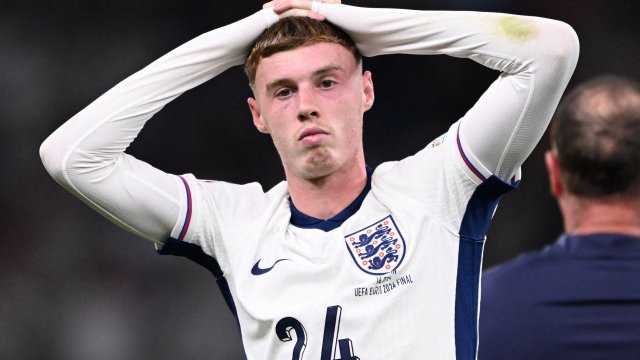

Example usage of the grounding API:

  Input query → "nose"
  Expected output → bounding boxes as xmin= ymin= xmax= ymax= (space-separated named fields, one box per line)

xmin=297 ymin=109 xmax=319 ymax=121
xmin=297 ymin=86 xmax=319 ymax=121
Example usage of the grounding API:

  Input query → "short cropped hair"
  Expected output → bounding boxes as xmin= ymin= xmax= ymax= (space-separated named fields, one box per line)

xmin=245 ymin=17 xmax=361 ymax=86
xmin=550 ymin=75 xmax=640 ymax=197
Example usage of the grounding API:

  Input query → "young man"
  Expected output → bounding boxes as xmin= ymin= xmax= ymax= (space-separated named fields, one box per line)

xmin=479 ymin=76 xmax=640 ymax=360
xmin=40 ymin=1 xmax=579 ymax=358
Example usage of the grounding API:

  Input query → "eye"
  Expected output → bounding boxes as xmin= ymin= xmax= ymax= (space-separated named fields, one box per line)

xmin=275 ymin=88 xmax=293 ymax=98
xmin=319 ymin=79 xmax=337 ymax=89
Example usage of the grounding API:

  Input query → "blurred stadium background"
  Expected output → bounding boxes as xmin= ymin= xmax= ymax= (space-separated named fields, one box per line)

xmin=2 ymin=0 xmax=638 ymax=358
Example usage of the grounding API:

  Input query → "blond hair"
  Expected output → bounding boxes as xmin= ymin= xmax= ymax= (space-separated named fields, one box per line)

xmin=245 ymin=17 xmax=361 ymax=86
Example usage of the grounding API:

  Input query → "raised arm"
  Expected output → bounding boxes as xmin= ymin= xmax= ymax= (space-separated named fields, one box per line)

xmin=308 ymin=2 xmax=579 ymax=181
xmin=39 ymin=10 xmax=279 ymax=244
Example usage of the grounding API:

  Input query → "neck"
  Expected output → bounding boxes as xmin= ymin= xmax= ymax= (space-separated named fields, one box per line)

xmin=559 ymin=194 xmax=640 ymax=236
xmin=286 ymin=161 xmax=368 ymax=220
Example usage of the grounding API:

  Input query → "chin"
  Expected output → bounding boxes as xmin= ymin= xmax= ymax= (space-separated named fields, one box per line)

xmin=299 ymin=149 xmax=336 ymax=174
xmin=301 ymin=165 xmax=334 ymax=181
xmin=299 ymin=159 xmax=339 ymax=181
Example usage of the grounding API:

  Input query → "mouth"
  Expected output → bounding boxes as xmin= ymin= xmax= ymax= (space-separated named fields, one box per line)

xmin=298 ymin=127 xmax=329 ymax=145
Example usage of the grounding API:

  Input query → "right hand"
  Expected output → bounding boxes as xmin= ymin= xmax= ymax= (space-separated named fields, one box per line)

xmin=262 ymin=0 xmax=341 ymax=21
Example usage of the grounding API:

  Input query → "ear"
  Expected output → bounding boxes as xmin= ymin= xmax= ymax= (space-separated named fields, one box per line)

xmin=361 ymin=70 xmax=375 ymax=112
xmin=248 ymin=97 xmax=270 ymax=134
xmin=545 ymin=150 xmax=564 ymax=198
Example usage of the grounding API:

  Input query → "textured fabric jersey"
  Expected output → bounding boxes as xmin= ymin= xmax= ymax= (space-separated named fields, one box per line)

xmin=479 ymin=233 xmax=640 ymax=360
xmin=163 ymin=124 xmax=517 ymax=359
xmin=40 ymin=3 xmax=579 ymax=359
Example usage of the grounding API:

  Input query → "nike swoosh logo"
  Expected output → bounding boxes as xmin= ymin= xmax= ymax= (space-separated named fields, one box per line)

xmin=251 ymin=258 xmax=290 ymax=276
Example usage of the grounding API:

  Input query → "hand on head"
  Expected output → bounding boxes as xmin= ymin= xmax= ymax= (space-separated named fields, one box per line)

xmin=263 ymin=0 xmax=341 ymax=20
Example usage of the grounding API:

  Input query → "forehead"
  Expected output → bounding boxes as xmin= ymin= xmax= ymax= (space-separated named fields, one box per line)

xmin=254 ymin=42 xmax=358 ymax=87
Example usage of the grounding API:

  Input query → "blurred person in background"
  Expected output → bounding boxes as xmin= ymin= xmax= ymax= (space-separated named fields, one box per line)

xmin=39 ymin=0 xmax=578 ymax=358
xmin=479 ymin=75 xmax=640 ymax=360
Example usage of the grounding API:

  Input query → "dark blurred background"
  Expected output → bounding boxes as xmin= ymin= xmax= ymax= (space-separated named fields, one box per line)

xmin=2 ymin=0 xmax=638 ymax=358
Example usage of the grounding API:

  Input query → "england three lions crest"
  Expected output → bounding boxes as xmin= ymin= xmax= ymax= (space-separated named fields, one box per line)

xmin=345 ymin=216 xmax=406 ymax=275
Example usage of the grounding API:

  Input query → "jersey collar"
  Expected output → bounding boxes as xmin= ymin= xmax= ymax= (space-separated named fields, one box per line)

xmin=557 ymin=233 xmax=640 ymax=259
xmin=289 ymin=167 xmax=373 ymax=232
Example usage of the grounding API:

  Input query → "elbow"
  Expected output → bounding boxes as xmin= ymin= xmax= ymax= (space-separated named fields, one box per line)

xmin=542 ymin=20 xmax=580 ymax=74
xmin=39 ymin=134 xmax=66 ymax=182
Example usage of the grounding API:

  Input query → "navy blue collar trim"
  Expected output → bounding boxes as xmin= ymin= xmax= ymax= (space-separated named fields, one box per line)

xmin=289 ymin=167 xmax=373 ymax=232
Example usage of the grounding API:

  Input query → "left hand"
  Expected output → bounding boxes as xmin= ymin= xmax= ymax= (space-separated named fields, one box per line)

xmin=262 ymin=0 xmax=341 ymax=21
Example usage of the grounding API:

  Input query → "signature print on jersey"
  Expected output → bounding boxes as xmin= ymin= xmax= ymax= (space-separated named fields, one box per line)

xmin=344 ymin=216 xmax=406 ymax=275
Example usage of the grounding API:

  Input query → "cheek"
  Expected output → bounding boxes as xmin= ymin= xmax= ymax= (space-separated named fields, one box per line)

xmin=260 ymin=101 xmax=289 ymax=130
xmin=266 ymin=101 xmax=296 ymax=126
xmin=262 ymin=115 xmax=294 ymax=151
xmin=335 ymin=111 xmax=363 ymax=145
xmin=326 ymin=92 xmax=359 ymax=118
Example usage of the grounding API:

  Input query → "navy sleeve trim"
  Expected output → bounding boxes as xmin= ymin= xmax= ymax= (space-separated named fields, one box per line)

xmin=455 ymin=175 xmax=517 ymax=360
xmin=158 ymin=237 xmax=236 ymax=317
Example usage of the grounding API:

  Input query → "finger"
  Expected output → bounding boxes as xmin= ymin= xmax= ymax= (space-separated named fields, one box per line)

xmin=278 ymin=8 xmax=324 ymax=21
xmin=305 ymin=10 xmax=326 ymax=21
xmin=262 ymin=0 xmax=282 ymax=9
xmin=273 ymin=0 xmax=313 ymax=14
xmin=278 ymin=8 xmax=326 ymax=21
xmin=274 ymin=0 xmax=340 ymax=12
xmin=268 ymin=0 xmax=339 ymax=10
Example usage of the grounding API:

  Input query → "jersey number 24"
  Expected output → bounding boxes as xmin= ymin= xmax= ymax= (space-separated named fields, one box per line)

xmin=276 ymin=305 xmax=359 ymax=360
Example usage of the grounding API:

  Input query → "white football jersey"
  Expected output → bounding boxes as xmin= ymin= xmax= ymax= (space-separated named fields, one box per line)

xmin=164 ymin=122 xmax=518 ymax=359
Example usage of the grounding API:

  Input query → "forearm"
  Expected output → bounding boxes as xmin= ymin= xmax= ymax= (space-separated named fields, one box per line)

xmin=314 ymin=4 xmax=577 ymax=64
xmin=41 ymin=9 xmax=276 ymax=172
xmin=315 ymin=3 xmax=579 ymax=180
xmin=39 ymin=9 xmax=278 ymax=242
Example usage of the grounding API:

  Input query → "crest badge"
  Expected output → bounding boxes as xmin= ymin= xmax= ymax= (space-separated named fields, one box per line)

xmin=344 ymin=216 xmax=406 ymax=275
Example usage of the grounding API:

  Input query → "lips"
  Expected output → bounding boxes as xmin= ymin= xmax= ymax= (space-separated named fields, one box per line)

xmin=298 ymin=127 xmax=329 ymax=145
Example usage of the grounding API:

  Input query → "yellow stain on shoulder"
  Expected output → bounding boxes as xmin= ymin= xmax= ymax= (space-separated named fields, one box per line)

xmin=495 ymin=16 xmax=538 ymax=42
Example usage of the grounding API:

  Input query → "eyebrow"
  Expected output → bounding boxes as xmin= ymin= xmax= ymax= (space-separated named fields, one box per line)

xmin=265 ymin=64 xmax=345 ymax=94
xmin=312 ymin=64 xmax=344 ymax=77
